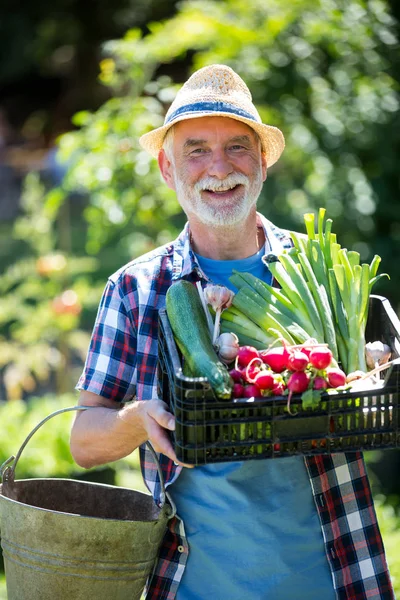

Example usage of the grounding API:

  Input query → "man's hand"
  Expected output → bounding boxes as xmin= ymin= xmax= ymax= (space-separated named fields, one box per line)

xmin=134 ymin=399 xmax=194 ymax=468
xmin=70 ymin=390 xmax=193 ymax=469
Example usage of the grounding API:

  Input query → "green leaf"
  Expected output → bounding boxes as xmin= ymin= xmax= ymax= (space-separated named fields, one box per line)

xmin=301 ymin=388 xmax=322 ymax=410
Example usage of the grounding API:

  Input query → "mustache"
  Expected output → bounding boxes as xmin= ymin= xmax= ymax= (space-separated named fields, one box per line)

xmin=194 ymin=173 xmax=249 ymax=192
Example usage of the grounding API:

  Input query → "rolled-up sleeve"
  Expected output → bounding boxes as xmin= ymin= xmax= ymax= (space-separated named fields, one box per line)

xmin=76 ymin=278 xmax=137 ymax=402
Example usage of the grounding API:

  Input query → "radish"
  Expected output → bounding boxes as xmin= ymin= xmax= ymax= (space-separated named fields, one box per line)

xmin=298 ymin=338 xmax=319 ymax=359
xmin=232 ymin=382 xmax=245 ymax=398
xmin=260 ymin=346 xmax=289 ymax=373
xmin=313 ymin=376 xmax=328 ymax=390
xmin=326 ymin=368 xmax=346 ymax=388
xmin=287 ymin=371 xmax=310 ymax=393
xmin=287 ymin=350 xmax=309 ymax=372
xmin=272 ymin=381 xmax=286 ymax=396
xmin=286 ymin=370 xmax=310 ymax=415
xmin=309 ymin=347 xmax=333 ymax=370
xmin=254 ymin=371 xmax=275 ymax=391
xmin=229 ymin=368 xmax=244 ymax=383
xmin=300 ymin=346 xmax=312 ymax=359
xmin=243 ymin=357 xmax=263 ymax=383
xmin=243 ymin=383 xmax=261 ymax=398
xmin=237 ymin=345 xmax=260 ymax=368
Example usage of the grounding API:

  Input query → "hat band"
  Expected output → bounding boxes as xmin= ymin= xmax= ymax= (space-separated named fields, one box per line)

xmin=165 ymin=101 xmax=259 ymax=126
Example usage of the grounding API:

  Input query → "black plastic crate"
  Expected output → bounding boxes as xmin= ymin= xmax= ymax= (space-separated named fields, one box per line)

xmin=157 ymin=295 xmax=400 ymax=465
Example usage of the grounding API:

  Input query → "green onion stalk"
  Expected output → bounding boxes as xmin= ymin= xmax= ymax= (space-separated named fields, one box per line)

xmin=220 ymin=208 xmax=388 ymax=374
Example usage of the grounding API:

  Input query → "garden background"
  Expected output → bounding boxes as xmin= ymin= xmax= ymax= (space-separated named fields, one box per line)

xmin=0 ymin=0 xmax=400 ymax=597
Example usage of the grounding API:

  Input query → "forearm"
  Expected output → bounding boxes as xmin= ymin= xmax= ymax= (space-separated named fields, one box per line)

xmin=70 ymin=401 xmax=147 ymax=469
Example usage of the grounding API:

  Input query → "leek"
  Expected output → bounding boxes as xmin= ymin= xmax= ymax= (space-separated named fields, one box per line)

xmin=220 ymin=208 xmax=389 ymax=373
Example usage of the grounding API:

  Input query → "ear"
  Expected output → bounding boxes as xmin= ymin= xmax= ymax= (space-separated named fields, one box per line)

xmin=261 ymin=152 xmax=267 ymax=182
xmin=158 ymin=149 xmax=176 ymax=191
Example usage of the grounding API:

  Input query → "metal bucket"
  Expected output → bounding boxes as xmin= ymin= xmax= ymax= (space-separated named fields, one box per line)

xmin=0 ymin=406 xmax=176 ymax=600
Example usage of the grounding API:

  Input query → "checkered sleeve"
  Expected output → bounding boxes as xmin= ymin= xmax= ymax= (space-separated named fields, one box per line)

xmin=305 ymin=452 xmax=395 ymax=600
xmin=76 ymin=278 xmax=137 ymax=402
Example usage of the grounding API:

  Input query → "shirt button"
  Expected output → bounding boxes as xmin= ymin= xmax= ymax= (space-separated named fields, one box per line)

xmin=178 ymin=545 xmax=184 ymax=553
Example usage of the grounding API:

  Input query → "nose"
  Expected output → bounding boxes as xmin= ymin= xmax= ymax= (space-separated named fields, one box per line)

xmin=207 ymin=151 xmax=234 ymax=179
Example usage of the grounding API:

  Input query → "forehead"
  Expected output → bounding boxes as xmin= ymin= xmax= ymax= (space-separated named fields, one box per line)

xmin=172 ymin=116 xmax=258 ymax=144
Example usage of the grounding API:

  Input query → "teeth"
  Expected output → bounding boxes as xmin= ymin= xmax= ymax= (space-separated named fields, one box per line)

xmin=206 ymin=185 xmax=236 ymax=192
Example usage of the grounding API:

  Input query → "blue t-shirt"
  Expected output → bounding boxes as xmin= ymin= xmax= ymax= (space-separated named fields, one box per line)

xmin=169 ymin=251 xmax=335 ymax=600
xmin=194 ymin=245 xmax=272 ymax=291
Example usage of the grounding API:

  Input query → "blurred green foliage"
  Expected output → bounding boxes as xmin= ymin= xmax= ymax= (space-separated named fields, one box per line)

xmin=0 ymin=174 xmax=102 ymax=399
xmin=56 ymin=0 xmax=399 ymax=305
xmin=0 ymin=394 xmax=141 ymax=478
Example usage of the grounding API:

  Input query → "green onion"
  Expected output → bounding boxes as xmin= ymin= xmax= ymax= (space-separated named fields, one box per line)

xmin=221 ymin=208 xmax=389 ymax=375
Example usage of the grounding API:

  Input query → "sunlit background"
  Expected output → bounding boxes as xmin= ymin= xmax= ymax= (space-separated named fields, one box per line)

xmin=0 ymin=0 xmax=399 ymax=597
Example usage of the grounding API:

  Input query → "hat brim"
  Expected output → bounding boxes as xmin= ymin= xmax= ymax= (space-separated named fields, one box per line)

xmin=139 ymin=112 xmax=285 ymax=167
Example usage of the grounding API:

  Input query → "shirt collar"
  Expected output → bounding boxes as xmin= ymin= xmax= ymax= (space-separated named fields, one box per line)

xmin=171 ymin=213 xmax=292 ymax=281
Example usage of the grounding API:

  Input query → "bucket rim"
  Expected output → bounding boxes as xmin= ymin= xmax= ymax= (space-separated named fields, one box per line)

xmin=0 ymin=406 xmax=177 ymax=520
xmin=0 ymin=480 xmax=173 ymax=523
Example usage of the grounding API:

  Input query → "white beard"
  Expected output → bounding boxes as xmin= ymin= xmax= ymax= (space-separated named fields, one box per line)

xmin=174 ymin=171 xmax=263 ymax=228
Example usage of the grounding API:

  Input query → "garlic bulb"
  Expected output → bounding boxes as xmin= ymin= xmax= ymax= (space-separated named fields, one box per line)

xmin=365 ymin=341 xmax=391 ymax=370
xmin=215 ymin=332 xmax=240 ymax=364
xmin=204 ymin=285 xmax=234 ymax=312
xmin=204 ymin=284 xmax=235 ymax=344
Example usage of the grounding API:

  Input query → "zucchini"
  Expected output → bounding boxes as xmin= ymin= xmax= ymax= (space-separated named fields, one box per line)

xmin=166 ymin=280 xmax=233 ymax=399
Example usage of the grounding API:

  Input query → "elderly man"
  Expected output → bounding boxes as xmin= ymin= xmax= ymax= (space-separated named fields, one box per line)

xmin=70 ymin=65 xmax=394 ymax=600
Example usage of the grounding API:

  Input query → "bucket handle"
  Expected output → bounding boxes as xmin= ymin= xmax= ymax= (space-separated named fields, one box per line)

xmin=0 ymin=405 xmax=176 ymax=517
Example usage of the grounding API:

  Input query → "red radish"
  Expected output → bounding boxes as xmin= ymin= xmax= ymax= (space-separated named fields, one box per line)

xmin=287 ymin=371 xmax=310 ymax=393
xmin=232 ymin=382 xmax=245 ymax=398
xmin=298 ymin=339 xmax=319 ymax=359
xmin=286 ymin=371 xmax=310 ymax=415
xmin=309 ymin=347 xmax=333 ymax=370
xmin=254 ymin=371 xmax=274 ymax=391
xmin=300 ymin=346 xmax=312 ymax=359
xmin=244 ymin=357 xmax=263 ymax=383
xmin=229 ymin=368 xmax=244 ymax=383
xmin=287 ymin=351 xmax=309 ymax=372
xmin=260 ymin=346 xmax=289 ymax=373
xmin=272 ymin=381 xmax=286 ymax=396
xmin=243 ymin=383 xmax=261 ymax=398
xmin=313 ymin=376 xmax=328 ymax=390
xmin=326 ymin=368 xmax=346 ymax=388
xmin=237 ymin=346 xmax=260 ymax=368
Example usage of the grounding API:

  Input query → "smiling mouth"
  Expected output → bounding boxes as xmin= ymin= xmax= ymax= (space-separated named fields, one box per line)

xmin=202 ymin=184 xmax=242 ymax=197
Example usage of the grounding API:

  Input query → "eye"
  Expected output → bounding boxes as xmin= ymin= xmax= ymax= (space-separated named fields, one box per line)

xmin=229 ymin=144 xmax=247 ymax=151
xmin=190 ymin=147 xmax=207 ymax=155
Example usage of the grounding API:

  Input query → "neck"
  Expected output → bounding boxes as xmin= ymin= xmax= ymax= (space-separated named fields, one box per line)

xmin=189 ymin=211 xmax=265 ymax=260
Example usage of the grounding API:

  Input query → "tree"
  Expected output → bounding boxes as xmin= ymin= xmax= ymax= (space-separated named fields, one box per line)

xmin=57 ymin=0 xmax=399 ymax=306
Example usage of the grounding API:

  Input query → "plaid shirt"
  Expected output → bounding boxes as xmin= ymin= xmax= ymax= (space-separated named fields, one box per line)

xmin=77 ymin=213 xmax=394 ymax=600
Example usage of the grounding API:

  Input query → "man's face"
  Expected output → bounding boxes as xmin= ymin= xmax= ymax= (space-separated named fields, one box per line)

xmin=159 ymin=116 xmax=267 ymax=228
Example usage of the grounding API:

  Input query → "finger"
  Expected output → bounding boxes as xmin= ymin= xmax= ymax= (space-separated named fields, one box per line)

xmin=146 ymin=416 xmax=194 ymax=468
xmin=146 ymin=416 xmax=177 ymax=460
xmin=147 ymin=401 xmax=175 ymax=431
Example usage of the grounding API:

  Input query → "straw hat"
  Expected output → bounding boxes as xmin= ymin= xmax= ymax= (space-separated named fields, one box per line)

xmin=139 ymin=64 xmax=285 ymax=166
